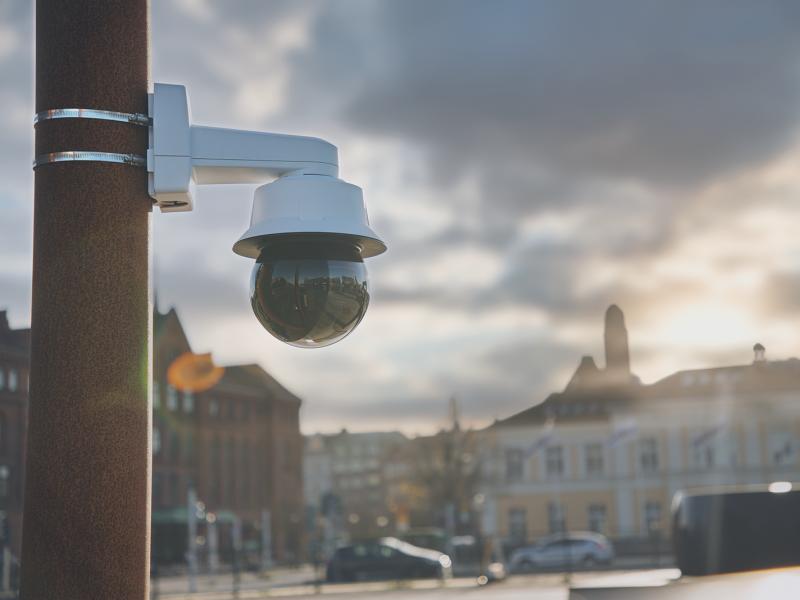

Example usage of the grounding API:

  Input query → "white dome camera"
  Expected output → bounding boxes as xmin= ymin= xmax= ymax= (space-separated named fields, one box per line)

xmin=147 ymin=84 xmax=386 ymax=347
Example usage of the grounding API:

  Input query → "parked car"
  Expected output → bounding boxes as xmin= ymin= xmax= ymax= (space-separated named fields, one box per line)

xmin=326 ymin=537 xmax=453 ymax=582
xmin=509 ymin=532 xmax=614 ymax=572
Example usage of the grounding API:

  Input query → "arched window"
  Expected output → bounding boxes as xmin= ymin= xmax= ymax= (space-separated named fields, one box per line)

xmin=183 ymin=390 xmax=194 ymax=413
xmin=0 ymin=466 xmax=10 ymax=498
xmin=166 ymin=385 xmax=178 ymax=411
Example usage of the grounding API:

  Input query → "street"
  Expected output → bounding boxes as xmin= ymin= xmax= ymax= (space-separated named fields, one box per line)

xmin=151 ymin=568 xmax=681 ymax=600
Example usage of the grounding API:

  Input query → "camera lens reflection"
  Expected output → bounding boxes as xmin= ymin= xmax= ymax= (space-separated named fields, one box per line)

xmin=250 ymin=242 xmax=370 ymax=348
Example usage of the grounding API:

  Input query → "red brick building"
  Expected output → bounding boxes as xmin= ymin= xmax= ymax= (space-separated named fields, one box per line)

xmin=0 ymin=311 xmax=29 ymax=557
xmin=153 ymin=307 xmax=304 ymax=565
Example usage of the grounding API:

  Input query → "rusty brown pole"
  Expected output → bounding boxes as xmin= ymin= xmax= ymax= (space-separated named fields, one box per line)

xmin=21 ymin=1 xmax=151 ymax=599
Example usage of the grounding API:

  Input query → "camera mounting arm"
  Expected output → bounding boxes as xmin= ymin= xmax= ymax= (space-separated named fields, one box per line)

xmin=148 ymin=83 xmax=339 ymax=211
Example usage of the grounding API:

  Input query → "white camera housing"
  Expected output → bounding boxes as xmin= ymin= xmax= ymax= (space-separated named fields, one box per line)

xmin=147 ymin=83 xmax=386 ymax=346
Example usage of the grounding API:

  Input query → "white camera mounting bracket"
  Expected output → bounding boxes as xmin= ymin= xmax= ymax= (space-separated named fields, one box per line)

xmin=147 ymin=83 xmax=339 ymax=212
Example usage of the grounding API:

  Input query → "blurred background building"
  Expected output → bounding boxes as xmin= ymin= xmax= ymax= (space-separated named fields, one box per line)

xmin=478 ymin=306 xmax=800 ymax=557
xmin=3 ymin=301 xmax=800 ymax=568
xmin=152 ymin=307 xmax=304 ymax=567
xmin=0 ymin=311 xmax=29 ymax=557
xmin=0 ymin=306 xmax=305 ymax=569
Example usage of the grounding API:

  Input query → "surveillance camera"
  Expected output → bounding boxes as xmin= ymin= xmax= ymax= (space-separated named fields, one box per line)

xmin=233 ymin=174 xmax=386 ymax=347
xmin=148 ymin=84 xmax=386 ymax=347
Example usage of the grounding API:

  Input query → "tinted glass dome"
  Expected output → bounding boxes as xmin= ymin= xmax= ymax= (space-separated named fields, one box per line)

xmin=250 ymin=242 xmax=370 ymax=348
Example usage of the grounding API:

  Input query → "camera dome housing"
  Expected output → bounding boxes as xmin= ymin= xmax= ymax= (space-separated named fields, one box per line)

xmin=234 ymin=174 xmax=386 ymax=346
xmin=233 ymin=174 xmax=386 ymax=259
xmin=250 ymin=240 xmax=369 ymax=347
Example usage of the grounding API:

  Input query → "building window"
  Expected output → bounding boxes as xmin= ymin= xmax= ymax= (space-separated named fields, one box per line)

xmin=153 ymin=381 xmax=160 ymax=409
xmin=0 ymin=466 xmax=9 ymax=498
xmin=183 ymin=390 xmax=194 ymax=413
xmin=546 ymin=446 xmax=564 ymax=477
xmin=639 ymin=438 xmax=659 ymax=473
xmin=508 ymin=508 xmax=527 ymax=543
xmin=152 ymin=472 xmax=163 ymax=507
xmin=644 ymin=501 xmax=662 ymax=534
xmin=588 ymin=504 xmax=607 ymax=533
xmin=585 ymin=443 xmax=604 ymax=476
xmin=170 ymin=431 xmax=181 ymax=463
xmin=209 ymin=399 xmax=219 ymax=418
xmin=692 ymin=442 xmax=715 ymax=469
xmin=169 ymin=472 xmax=180 ymax=505
xmin=186 ymin=431 xmax=194 ymax=463
xmin=547 ymin=502 xmax=566 ymax=534
xmin=769 ymin=432 xmax=795 ymax=466
xmin=0 ymin=412 xmax=6 ymax=455
xmin=505 ymin=448 xmax=524 ymax=482
xmin=153 ymin=427 xmax=161 ymax=456
xmin=166 ymin=385 xmax=178 ymax=411
xmin=7 ymin=370 xmax=17 ymax=392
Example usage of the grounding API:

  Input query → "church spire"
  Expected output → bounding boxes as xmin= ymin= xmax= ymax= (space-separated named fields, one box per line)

xmin=604 ymin=304 xmax=630 ymax=382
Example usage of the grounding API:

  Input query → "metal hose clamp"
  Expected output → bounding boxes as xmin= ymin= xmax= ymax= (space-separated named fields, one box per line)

xmin=32 ymin=107 xmax=150 ymax=169
xmin=33 ymin=151 xmax=146 ymax=169
xmin=34 ymin=108 xmax=151 ymax=127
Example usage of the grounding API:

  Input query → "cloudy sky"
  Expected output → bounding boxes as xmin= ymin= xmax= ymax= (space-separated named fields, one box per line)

xmin=3 ymin=1 xmax=800 ymax=434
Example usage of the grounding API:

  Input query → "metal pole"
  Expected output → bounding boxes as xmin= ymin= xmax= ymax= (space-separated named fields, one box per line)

xmin=261 ymin=510 xmax=272 ymax=571
xmin=21 ymin=2 xmax=151 ymax=599
xmin=187 ymin=487 xmax=199 ymax=593
xmin=232 ymin=515 xmax=242 ymax=599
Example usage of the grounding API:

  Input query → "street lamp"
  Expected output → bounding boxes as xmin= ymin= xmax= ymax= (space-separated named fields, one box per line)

xmin=148 ymin=83 xmax=387 ymax=347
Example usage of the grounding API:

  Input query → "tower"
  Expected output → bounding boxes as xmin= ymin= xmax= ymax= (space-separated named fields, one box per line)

xmin=604 ymin=304 xmax=631 ymax=382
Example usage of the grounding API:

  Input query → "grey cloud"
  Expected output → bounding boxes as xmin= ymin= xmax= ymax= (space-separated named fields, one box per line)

xmin=459 ymin=338 xmax=583 ymax=418
xmin=277 ymin=0 xmax=800 ymax=257
xmin=156 ymin=261 xmax=250 ymax=324
xmin=0 ymin=272 xmax=31 ymax=325
xmin=333 ymin=1 xmax=800 ymax=187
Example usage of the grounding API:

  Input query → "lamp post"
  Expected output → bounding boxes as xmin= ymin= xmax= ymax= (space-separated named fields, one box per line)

xmin=21 ymin=2 xmax=151 ymax=599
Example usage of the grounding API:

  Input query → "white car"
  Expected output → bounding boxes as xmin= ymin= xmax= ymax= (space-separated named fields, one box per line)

xmin=509 ymin=532 xmax=614 ymax=572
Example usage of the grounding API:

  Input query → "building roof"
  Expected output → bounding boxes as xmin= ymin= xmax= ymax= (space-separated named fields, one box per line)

xmin=490 ymin=305 xmax=800 ymax=429
xmin=643 ymin=358 xmax=800 ymax=398
xmin=154 ymin=306 xmax=302 ymax=406
xmin=221 ymin=363 xmax=301 ymax=407
xmin=493 ymin=356 xmax=800 ymax=429
xmin=0 ymin=310 xmax=30 ymax=359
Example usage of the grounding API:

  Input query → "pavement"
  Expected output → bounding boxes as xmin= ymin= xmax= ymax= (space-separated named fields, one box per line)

xmin=150 ymin=567 xmax=679 ymax=600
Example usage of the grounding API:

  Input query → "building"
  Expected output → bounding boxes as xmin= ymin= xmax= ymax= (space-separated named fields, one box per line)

xmin=0 ymin=304 xmax=305 ymax=565
xmin=304 ymin=430 xmax=407 ymax=543
xmin=479 ymin=305 xmax=800 ymax=554
xmin=152 ymin=307 xmax=304 ymax=565
xmin=0 ymin=311 xmax=29 ymax=557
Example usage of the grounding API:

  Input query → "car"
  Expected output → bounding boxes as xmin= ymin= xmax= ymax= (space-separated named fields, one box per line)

xmin=326 ymin=537 xmax=453 ymax=582
xmin=509 ymin=532 xmax=614 ymax=572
